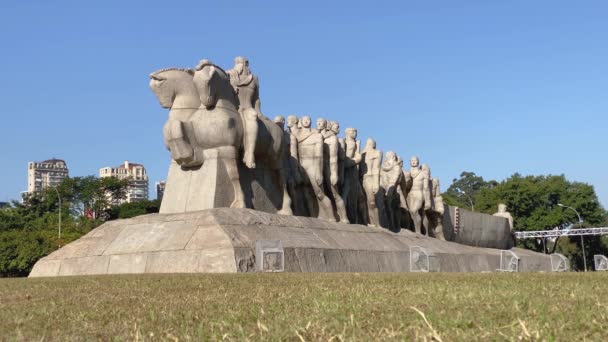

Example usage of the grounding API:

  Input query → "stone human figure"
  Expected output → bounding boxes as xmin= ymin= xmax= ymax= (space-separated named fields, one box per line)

xmin=285 ymin=115 xmax=302 ymax=181
xmin=280 ymin=115 xmax=307 ymax=215
xmin=321 ymin=120 xmax=349 ymax=223
xmin=341 ymin=128 xmax=365 ymax=224
xmin=337 ymin=132 xmax=346 ymax=189
xmin=493 ymin=203 xmax=514 ymax=231
xmin=421 ymin=164 xmax=445 ymax=240
xmin=273 ymin=115 xmax=285 ymax=127
xmin=405 ymin=156 xmax=431 ymax=234
xmin=295 ymin=116 xmax=335 ymax=221
xmin=381 ymin=151 xmax=404 ymax=230
xmin=396 ymin=157 xmax=410 ymax=228
xmin=227 ymin=56 xmax=261 ymax=169
xmin=286 ymin=115 xmax=300 ymax=136
xmin=360 ymin=138 xmax=385 ymax=227
xmin=316 ymin=118 xmax=329 ymax=135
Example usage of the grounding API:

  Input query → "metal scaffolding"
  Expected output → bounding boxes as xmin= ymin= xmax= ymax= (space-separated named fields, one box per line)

xmin=514 ymin=227 xmax=608 ymax=239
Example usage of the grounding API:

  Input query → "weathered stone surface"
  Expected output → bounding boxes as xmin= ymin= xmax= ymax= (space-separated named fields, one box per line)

xmin=29 ymin=208 xmax=550 ymax=277
xmin=29 ymin=259 xmax=61 ymax=277
xmin=108 ymin=253 xmax=148 ymax=274
xmin=58 ymin=255 xmax=110 ymax=276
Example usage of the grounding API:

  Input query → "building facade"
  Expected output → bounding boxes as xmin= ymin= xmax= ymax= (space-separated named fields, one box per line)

xmin=155 ymin=181 xmax=166 ymax=201
xmin=27 ymin=159 xmax=69 ymax=193
xmin=99 ymin=161 xmax=149 ymax=204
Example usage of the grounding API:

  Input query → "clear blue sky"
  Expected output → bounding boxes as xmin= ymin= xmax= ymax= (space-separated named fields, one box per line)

xmin=1 ymin=1 xmax=607 ymax=208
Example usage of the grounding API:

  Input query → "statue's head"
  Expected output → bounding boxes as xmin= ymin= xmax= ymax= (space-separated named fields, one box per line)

xmin=286 ymin=115 xmax=298 ymax=128
xmin=274 ymin=115 xmax=285 ymax=129
xmin=233 ymin=56 xmax=250 ymax=75
xmin=410 ymin=156 xmax=419 ymax=168
xmin=316 ymin=118 xmax=327 ymax=131
xmin=149 ymin=68 xmax=195 ymax=108
xmin=193 ymin=59 xmax=232 ymax=108
xmin=301 ymin=116 xmax=312 ymax=128
xmin=498 ymin=203 xmax=507 ymax=213
xmin=421 ymin=163 xmax=431 ymax=176
xmin=330 ymin=121 xmax=340 ymax=134
xmin=365 ymin=138 xmax=376 ymax=150
xmin=345 ymin=128 xmax=357 ymax=139
xmin=386 ymin=151 xmax=396 ymax=161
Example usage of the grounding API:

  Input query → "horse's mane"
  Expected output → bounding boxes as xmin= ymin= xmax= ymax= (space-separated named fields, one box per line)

xmin=149 ymin=68 xmax=194 ymax=78
xmin=194 ymin=60 xmax=230 ymax=79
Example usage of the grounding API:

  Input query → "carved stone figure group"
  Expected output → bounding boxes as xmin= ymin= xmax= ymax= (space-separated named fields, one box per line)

xmin=149 ymin=56 xmax=445 ymax=239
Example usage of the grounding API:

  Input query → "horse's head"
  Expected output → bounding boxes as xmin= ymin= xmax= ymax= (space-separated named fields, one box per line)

xmin=193 ymin=59 xmax=235 ymax=109
xmin=149 ymin=68 xmax=195 ymax=108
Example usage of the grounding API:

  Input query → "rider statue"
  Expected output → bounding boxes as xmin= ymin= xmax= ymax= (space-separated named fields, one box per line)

xmin=227 ymin=56 xmax=262 ymax=169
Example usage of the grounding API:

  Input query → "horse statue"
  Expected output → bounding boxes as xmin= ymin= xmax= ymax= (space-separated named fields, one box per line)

xmin=149 ymin=59 xmax=292 ymax=215
xmin=149 ymin=67 xmax=206 ymax=213
xmin=149 ymin=68 xmax=200 ymax=167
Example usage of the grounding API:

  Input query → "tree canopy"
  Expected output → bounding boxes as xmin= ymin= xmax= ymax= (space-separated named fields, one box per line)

xmin=0 ymin=176 xmax=159 ymax=277
xmin=444 ymin=172 xmax=608 ymax=270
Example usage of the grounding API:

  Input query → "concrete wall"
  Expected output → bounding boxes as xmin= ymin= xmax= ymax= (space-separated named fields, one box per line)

xmin=443 ymin=205 xmax=513 ymax=250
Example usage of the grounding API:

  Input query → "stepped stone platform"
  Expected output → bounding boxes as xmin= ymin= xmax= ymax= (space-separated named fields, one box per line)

xmin=29 ymin=209 xmax=550 ymax=277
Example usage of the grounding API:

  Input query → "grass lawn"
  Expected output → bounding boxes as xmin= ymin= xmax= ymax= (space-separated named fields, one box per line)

xmin=1 ymin=272 xmax=607 ymax=341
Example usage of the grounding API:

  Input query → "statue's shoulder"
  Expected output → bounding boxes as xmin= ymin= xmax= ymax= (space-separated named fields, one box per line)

xmin=296 ymin=130 xmax=315 ymax=142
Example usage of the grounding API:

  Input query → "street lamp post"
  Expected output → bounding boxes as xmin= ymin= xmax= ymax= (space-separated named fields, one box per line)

xmin=458 ymin=189 xmax=474 ymax=211
xmin=558 ymin=203 xmax=586 ymax=272
xmin=52 ymin=186 xmax=62 ymax=247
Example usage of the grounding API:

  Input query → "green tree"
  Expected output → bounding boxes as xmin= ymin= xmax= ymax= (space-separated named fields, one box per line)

xmin=465 ymin=173 xmax=608 ymax=270
xmin=106 ymin=199 xmax=161 ymax=220
xmin=442 ymin=171 xmax=496 ymax=210
xmin=0 ymin=175 xmax=132 ymax=277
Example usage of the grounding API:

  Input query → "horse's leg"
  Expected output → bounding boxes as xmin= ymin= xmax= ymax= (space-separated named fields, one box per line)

xmin=220 ymin=147 xmax=246 ymax=209
xmin=164 ymin=120 xmax=194 ymax=165
xmin=408 ymin=196 xmax=423 ymax=234
xmin=310 ymin=180 xmax=336 ymax=222
xmin=241 ymin=108 xmax=258 ymax=169
xmin=331 ymin=184 xmax=349 ymax=223
xmin=277 ymin=166 xmax=293 ymax=215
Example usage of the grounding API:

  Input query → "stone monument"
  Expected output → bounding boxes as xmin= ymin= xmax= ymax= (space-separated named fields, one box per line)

xmin=28 ymin=55 xmax=552 ymax=277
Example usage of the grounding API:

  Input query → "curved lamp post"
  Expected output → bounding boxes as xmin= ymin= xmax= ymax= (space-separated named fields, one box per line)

xmin=558 ymin=203 xmax=586 ymax=272
xmin=457 ymin=189 xmax=474 ymax=211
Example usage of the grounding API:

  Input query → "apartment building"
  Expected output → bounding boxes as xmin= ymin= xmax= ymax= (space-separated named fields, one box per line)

xmin=99 ymin=161 xmax=149 ymax=204
xmin=155 ymin=181 xmax=166 ymax=201
xmin=27 ymin=158 xmax=69 ymax=193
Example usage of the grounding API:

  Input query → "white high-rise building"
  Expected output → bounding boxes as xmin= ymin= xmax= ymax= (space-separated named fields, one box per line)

xmin=99 ymin=161 xmax=149 ymax=204
xmin=27 ymin=159 xmax=69 ymax=193
xmin=155 ymin=181 xmax=166 ymax=201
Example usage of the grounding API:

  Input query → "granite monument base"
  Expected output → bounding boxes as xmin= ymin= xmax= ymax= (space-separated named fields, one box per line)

xmin=29 ymin=208 xmax=550 ymax=277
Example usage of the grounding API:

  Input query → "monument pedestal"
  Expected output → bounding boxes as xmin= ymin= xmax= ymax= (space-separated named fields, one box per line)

xmin=29 ymin=208 xmax=551 ymax=277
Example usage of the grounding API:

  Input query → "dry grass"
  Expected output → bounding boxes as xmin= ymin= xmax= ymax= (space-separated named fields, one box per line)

xmin=1 ymin=272 xmax=607 ymax=341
